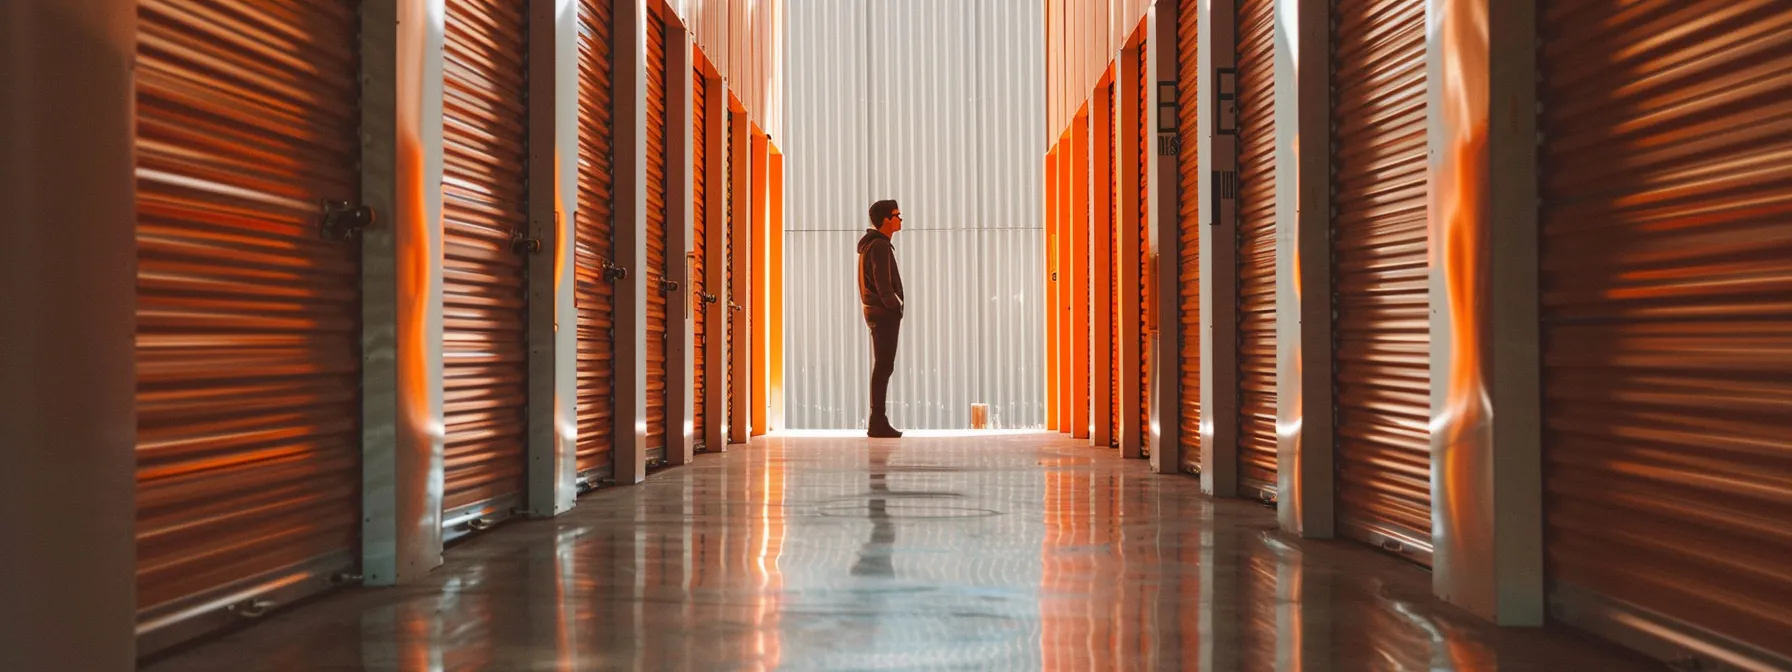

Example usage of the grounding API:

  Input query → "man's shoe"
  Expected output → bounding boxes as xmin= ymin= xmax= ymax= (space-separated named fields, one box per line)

xmin=868 ymin=417 xmax=904 ymax=438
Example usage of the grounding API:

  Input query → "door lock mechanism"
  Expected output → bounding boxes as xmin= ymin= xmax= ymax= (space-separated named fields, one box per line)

xmin=600 ymin=259 xmax=628 ymax=282
xmin=511 ymin=231 xmax=543 ymax=255
xmin=320 ymin=200 xmax=375 ymax=241
xmin=659 ymin=279 xmax=680 ymax=294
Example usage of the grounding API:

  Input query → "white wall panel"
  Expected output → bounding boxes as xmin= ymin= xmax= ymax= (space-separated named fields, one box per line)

xmin=784 ymin=0 xmax=1045 ymax=429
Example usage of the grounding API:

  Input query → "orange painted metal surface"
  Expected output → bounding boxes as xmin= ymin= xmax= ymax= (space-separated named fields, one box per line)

xmin=769 ymin=150 xmax=785 ymax=431
xmin=692 ymin=64 xmax=709 ymax=449
xmin=575 ymin=0 xmax=617 ymax=477
xmin=647 ymin=8 xmax=671 ymax=457
xmin=1331 ymin=0 xmax=1430 ymax=561
xmin=133 ymin=0 xmax=363 ymax=624
xmin=441 ymin=0 xmax=530 ymax=512
xmin=1058 ymin=131 xmax=1076 ymax=434
xmin=1538 ymin=0 xmax=1792 ymax=661
xmin=1108 ymin=81 xmax=1121 ymax=447
xmin=1235 ymin=0 xmax=1278 ymax=497
xmin=1072 ymin=117 xmax=1092 ymax=440
xmin=1136 ymin=42 xmax=1152 ymax=455
xmin=1046 ymin=147 xmax=1055 ymax=433
xmin=1177 ymin=0 xmax=1201 ymax=474
xmin=751 ymin=130 xmax=768 ymax=437
xmin=727 ymin=106 xmax=745 ymax=436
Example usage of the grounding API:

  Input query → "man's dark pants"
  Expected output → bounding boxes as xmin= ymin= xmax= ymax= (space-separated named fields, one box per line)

xmin=866 ymin=308 xmax=902 ymax=423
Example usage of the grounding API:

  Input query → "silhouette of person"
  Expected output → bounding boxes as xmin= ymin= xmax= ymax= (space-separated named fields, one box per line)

xmin=857 ymin=199 xmax=905 ymax=438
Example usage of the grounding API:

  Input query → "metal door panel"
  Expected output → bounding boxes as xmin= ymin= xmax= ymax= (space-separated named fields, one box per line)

xmin=442 ymin=0 xmax=530 ymax=515
xmin=1331 ymin=0 xmax=1431 ymax=562
xmin=647 ymin=9 xmax=670 ymax=462
xmin=1178 ymin=2 xmax=1202 ymax=474
xmin=134 ymin=0 xmax=363 ymax=653
xmin=1539 ymin=1 xmax=1792 ymax=666
xmin=1235 ymin=0 xmax=1278 ymax=499
xmin=693 ymin=66 xmax=709 ymax=451
xmin=576 ymin=0 xmax=617 ymax=481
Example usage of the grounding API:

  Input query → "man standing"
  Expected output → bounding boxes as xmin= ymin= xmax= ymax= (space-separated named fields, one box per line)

xmin=858 ymin=199 xmax=905 ymax=438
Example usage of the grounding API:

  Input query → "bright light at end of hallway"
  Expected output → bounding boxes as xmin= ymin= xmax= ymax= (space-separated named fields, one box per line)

xmin=774 ymin=429 xmax=1053 ymax=439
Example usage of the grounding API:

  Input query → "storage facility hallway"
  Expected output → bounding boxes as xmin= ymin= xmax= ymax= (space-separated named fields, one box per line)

xmin=8 ymin=0 xmax=1791 ymax=670
xmin=143 ymin=434 xmax=1650 ymax=671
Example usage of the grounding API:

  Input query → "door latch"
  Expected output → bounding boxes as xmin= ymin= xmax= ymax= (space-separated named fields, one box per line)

xmin=600 ymin=259 xmax=628 ymax=282
xmin=659 ymin=279 xmax=680 ymax=294
xmin=320 ymin=200 xmax=375 ymax=241
xmin=511 ymin=231 xmax=542 ymax=255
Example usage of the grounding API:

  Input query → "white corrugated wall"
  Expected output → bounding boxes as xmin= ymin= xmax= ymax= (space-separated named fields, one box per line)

xmin=784 ymin=0 xmax=1045 ymax=429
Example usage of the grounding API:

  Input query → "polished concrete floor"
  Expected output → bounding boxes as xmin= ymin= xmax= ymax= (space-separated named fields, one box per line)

xmin=147 ymin=432 xmax=1652 ymax=671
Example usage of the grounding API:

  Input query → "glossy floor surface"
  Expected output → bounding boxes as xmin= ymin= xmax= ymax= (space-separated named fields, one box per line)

xmin=147 ymin=433 xmax=1651 ymax=671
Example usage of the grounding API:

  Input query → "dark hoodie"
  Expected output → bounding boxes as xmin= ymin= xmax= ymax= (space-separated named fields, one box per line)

xmin=857 ymin=228 xmax=905 ymax=318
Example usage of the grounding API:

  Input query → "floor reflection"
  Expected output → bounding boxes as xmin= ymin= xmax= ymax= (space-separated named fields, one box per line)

xmin=147 ymin=433 xmax=1650 ymax=671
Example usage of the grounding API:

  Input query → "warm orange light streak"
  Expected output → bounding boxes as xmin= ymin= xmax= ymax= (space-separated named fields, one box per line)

xmin=1433 ymin=0 xmax=1493 ymax=564
xmin=399 ymin=0 xmax=444 ymax=470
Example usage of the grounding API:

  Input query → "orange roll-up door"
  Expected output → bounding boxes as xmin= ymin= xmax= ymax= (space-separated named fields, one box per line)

xmin=134 ymin=0 xmax=365 ymax=652
xmin=1109 ymin=81 xmax=1121 ymax=447
xmin=1136 ymin=42 xmax=1152 ymax=455
xmin=1539 ymin=2 xmax=1792 ymax=667
xmin=575 ymin=0 xmax=616 ymax=481
xmin=1177 ymin=0 xmax=1202 ymax=474
xmin=1046 ymin=150 xmax=1060 ymax=432
xmin=646 ymin=8 xmax=670 ymax=463
xmin=692 ymin=65 xmax=709 ymax=451
xmin=1331 ymin=0 xmax=1430 ymax=562
xmin=1235 ymin=0 xmax=1278 ymax=499
xmin=725 ymin=112 xmax=736 ymax=428
xmin=442 ymin=0 xmax=530 ymax=521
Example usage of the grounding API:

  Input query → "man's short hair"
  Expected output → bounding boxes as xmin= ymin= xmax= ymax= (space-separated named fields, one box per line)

xmin=869 ymin=199 xmax=900 ymax=226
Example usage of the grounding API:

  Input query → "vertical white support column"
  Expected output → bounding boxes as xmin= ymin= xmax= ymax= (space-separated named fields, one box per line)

xmin=703 ymin=78 xmax=730 ymax=452
xmin=1091 ymin=81 xmax=1115 ymax=449
xmin=612 ymin=0 xmax=649 ymax=484
xmin=1274 ymin=0 xmax=1335 ymax=537
xmin=1117 ymin=40 xmax=1145 ymax=459
xmin=1427 ymin=0 xmax=1544 ymax=625
xmin=728 ymin=107 xmax=752 ymax=445
xmin=1149 ymin=1 xmax=1185 ymax=471
xmin=1198 ymin=0 xmax=1241 ymax=498
xmin=0 ymin=1 xmax=138 ymax=667
xmin=361 ymin=0 xmax=447 ymax=584
xmin=667 ymin=23 xmax=696 ymax=466
xmin=525 ymin=0 xmax=580 ymax=516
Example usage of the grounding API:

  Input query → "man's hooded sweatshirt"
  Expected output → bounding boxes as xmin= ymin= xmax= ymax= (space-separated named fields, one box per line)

xmin=857 ymin=228 xmax=905 ymax=318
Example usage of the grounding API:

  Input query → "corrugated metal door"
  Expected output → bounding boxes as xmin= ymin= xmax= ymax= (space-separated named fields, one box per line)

xmin=134 ymin=0 xmax=363 ymax=651
xmin=725 ymin=112 xmax=737 ymax=424
xmin=1539 ymin=2 xmax=1792 ymax=666
xmin=1235 ymin=0 xmax=1278 ymax=499
xmin=575 ymin=0 xmax=616 ymax=481
xmin=1330 ymin=0 xmax=1430 ymax=562
xmin=646 ymin=9 xmax=670 ymax=463
xmin=692 ymin=66 xmax=709 ymax=451
xmin=1177 ymin=0 xmax=1202 ymax=474
xmin=442 ymin=0 xmax=530 ymax=519
xmin=1136 ymin=42 xmax=1152 ymax=455
xmin=1109 ymin=82 xmax=1120 ymax=447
